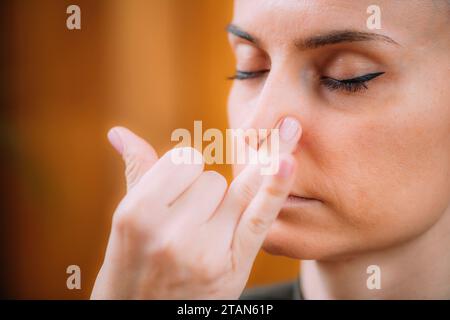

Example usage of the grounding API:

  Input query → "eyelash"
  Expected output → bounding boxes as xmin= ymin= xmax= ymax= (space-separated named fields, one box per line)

xmin=229 ymin=70 xmax=385 ymax=93
xmin=228 ymin=70 xmax=270 ymax=80
xmin=320 ymin=72 xmax=385 ymax=93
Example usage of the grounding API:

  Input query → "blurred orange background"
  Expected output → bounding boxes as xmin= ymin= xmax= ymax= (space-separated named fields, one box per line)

xmin=1 ymin=0 xmax=299 ymax=299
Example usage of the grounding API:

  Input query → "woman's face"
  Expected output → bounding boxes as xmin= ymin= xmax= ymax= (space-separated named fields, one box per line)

xmin=227 ymin=0 xmax=450 ymax=260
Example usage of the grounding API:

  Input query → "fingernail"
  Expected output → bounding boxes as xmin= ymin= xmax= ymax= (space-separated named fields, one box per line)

xmin=107 ymin=128 xmax=123 ymax=155
xmin=279 ymin=117 xmax=299 ymax=142
xmin=278 ymin=158 xmax=293 ymax=178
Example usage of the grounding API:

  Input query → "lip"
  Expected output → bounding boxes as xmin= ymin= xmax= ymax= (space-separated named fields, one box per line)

xmin=284 ymin=194 xmax=321 ymax=206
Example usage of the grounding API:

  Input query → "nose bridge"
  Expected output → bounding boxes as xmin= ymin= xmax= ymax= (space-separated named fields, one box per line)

xmin=244 ymin=64 xmax=301 ymax=133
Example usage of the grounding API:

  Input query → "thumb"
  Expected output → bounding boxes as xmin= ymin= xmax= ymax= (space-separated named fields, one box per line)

xmin=107 ymin=126 xmax=158 ymax=191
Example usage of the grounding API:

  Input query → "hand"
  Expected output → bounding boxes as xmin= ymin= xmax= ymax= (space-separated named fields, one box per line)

xmin=91 ymin=119 xmax=301 ymax=299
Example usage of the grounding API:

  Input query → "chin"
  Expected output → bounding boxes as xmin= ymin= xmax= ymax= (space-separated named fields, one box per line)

xmin=261 ymin=222 xmax=330 ymax=260
xmin=260 ymin=212 xmax=365 ymax=261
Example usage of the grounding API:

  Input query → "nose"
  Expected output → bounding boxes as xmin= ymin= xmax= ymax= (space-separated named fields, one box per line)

xmin=241 ymin=66 xmax=305 ymax=148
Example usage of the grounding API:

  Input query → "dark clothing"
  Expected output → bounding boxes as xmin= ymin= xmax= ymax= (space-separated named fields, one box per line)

xmin=240 ymin=279 xmax=303 ymax=300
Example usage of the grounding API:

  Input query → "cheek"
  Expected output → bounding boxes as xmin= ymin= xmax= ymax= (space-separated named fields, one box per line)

xmin=317 ymin=108 xmax=450 ymax=246
xmin=227 ymin=81 xmax=265 ymax=128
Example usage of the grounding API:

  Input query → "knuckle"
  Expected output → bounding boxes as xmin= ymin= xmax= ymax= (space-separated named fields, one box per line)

xmin=112 ymin=197 xmax=155 ymax=237
xmin=169 ymin=147 xmax=205 ymax=166
xmin=115 ymin=194 xmax=143 ymax=216
xmin=248 ymin=215 xmax=270 ymax=235
xmin=148 ymin=238 xmax=177 ymax=261
xmin=112 ymin=210 xmax=140 ymax=235
xmin=166 ymin=147 xmax=205 ymax=182
xmin=202 ymin=171 xmax=228 ymax=191
xmin=263 ymin=183 xmax=285 ymax=198
xmin=193 ymin=258 xmax=225 ymax=283
xmin=229 ymin=181 xmax=255 ymax=209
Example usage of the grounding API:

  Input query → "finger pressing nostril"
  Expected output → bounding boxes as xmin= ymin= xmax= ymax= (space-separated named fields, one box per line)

xmin=279 ymin=117 xmax=300 ymax=142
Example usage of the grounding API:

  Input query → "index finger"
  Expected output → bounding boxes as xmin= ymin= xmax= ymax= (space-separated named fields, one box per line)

xmin=210 ymin=117 xmax=302 ymax=240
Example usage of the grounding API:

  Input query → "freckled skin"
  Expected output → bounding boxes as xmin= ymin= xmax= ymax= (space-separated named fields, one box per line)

xmin=228 ymin=0 xmax=450 ymax=260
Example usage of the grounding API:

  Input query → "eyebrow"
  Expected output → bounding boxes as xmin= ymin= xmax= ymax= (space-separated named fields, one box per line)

xmin=226 ymin=23 xmax=400 ymax=49
xmin=226 ymin=24 xmax=255 ymax=43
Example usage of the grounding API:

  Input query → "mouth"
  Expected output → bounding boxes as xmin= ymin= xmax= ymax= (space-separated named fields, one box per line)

xmin=284 ymin=194 xmax=321 ymax=206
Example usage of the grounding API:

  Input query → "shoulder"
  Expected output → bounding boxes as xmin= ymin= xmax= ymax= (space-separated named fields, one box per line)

xmin=239 ymin=280 xmax=303 ymax=300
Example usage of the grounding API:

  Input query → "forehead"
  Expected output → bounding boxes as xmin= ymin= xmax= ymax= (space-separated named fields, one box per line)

xmin=232 ymin=0 xmax=438 ymax=46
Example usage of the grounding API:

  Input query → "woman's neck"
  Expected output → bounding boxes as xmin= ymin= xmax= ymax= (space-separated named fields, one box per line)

xmin=300 ymin=206 xmax=450 ymax=299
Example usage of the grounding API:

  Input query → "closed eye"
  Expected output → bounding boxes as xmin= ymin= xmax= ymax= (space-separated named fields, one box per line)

xmin=320 ymin=72 xmax=385 ymax=93
xmin=228 ymin=69 xmax=270 ymax=80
